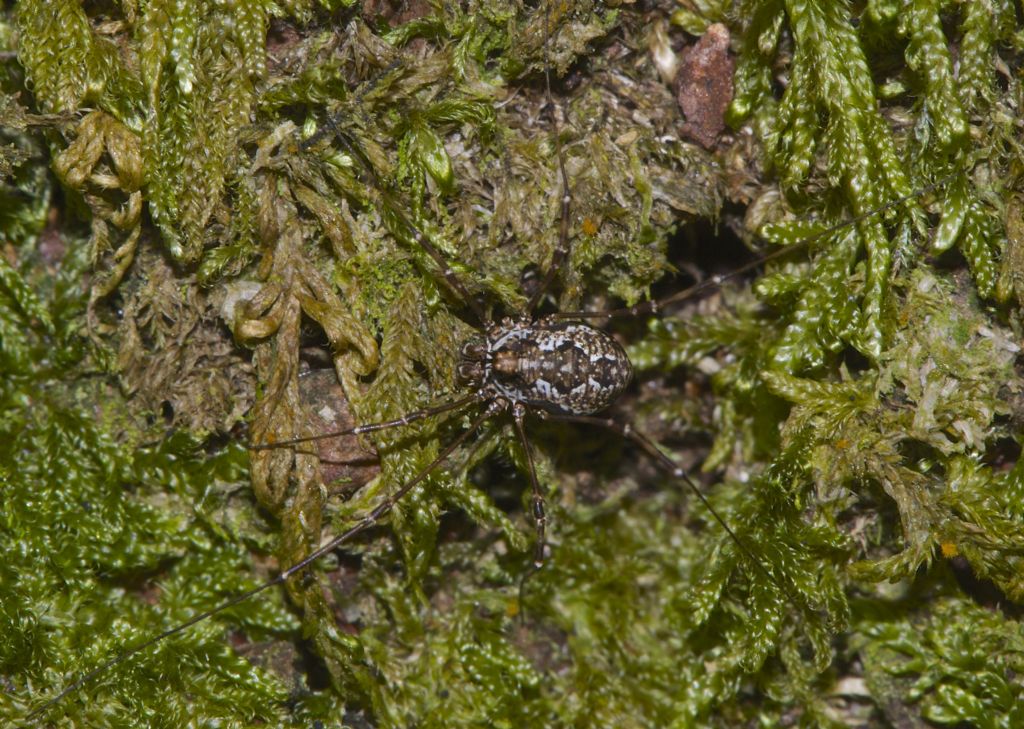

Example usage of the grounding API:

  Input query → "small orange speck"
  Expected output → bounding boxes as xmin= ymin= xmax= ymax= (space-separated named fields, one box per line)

xmin=835 ymin=438 xmax=851 ymax=449
xmin=581 ymin=218 xmax=599 ymax=236
xmin=940 ymin=542 xmax=959 ymax=558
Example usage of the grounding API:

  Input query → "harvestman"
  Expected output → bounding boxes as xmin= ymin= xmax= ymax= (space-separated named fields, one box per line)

xmin=26 ymin=13 xmax=961 ymax=721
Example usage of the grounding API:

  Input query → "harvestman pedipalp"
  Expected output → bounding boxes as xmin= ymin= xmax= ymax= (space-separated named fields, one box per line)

xmin=23 ymin=6 xmax=968 ymax=721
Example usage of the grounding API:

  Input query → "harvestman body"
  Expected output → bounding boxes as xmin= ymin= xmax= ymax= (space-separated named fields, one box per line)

xmin=24 ymin=7 xmax=964 ymax=721
xmin=459 ymin=320 xmax=633 ymax=417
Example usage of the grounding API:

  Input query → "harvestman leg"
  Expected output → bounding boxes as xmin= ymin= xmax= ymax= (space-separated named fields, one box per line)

xmin=26 ymin=398 xmax=503 ymax=721
xmin=512 ymin=403 xmax=547 ymax=568
xmin=537 ymin=411 xmax=807 ymax=606
xmin=525 ymin=5 xmax=573 ymax=316
xmin=507 ymin=6 xmax=574 ymax=574
xmin=320 ymin=122 xmax=492 ymax=328
xmin=250 ymin=393 xmax=482 ymax=451
xmin=548 ymin=173 xmax=962 ymax=323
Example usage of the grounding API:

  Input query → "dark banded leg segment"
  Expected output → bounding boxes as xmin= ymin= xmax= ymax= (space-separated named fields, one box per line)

xmin=249 ymin=393 xmax=483 ymax=450
xmin=513 ymin=402 xmax=547 ymax=568
xmin=27 ymin=398 xmax=506 ymax=723
xmin=525 ymin=3 xmax=574 ymax=316
xmin=536 ymin=411 xmax=807 ymax=610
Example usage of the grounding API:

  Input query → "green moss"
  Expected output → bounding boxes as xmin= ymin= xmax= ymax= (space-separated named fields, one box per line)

xmin=3 ymin=1 xmax=1023 ymax=728
xmin=858 ymin=597 xmax=1024 ymax=726
xmin=0 ymin=237 xmax=300 ymax=725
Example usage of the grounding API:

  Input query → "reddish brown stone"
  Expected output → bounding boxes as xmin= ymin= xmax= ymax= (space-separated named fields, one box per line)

xmin=299 ymin=368 xmax=380 ymax=494
xmin=674 ymin=24 xmax=735 ymax=149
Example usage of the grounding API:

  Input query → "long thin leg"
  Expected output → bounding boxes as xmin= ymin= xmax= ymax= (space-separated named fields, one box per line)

xmin=27 ymin=398 xmax=506 ymax=722
xmin=394 ymin=218 xmax=492 ymax=329
xmin=537 ymin=411 xmax=811 ymax=612
xmin=249 ymin=392 xmax=482 ymax=450
xmin=525 ymin=3 xmax=573 ymax=316
xmin=547 ymin=171 xmax=961 ymax=322
xmin=512 ymin=403 xmax=546 ymax=567
xmin=329 ymin=128 xmax=492 ymax=328
xmin=299 ymin=57 xmax=406 ymax=153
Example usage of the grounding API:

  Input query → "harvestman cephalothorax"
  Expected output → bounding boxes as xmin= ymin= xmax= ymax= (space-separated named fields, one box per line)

xmin=22 ymin=4 xmax=975 ymax=723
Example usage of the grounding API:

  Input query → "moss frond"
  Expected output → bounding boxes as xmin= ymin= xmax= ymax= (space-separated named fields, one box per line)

xmin=858 ymin=598 xmax=1024 ymax=725
xmin=0 ymin=243 xmax=299 ymax=726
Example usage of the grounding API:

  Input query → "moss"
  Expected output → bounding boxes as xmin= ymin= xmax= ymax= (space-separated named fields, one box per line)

xmin=857 ymin=597 xmax=1024 ymax=726
xmin=2 ymin=1 xmax=1023 ymax=728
